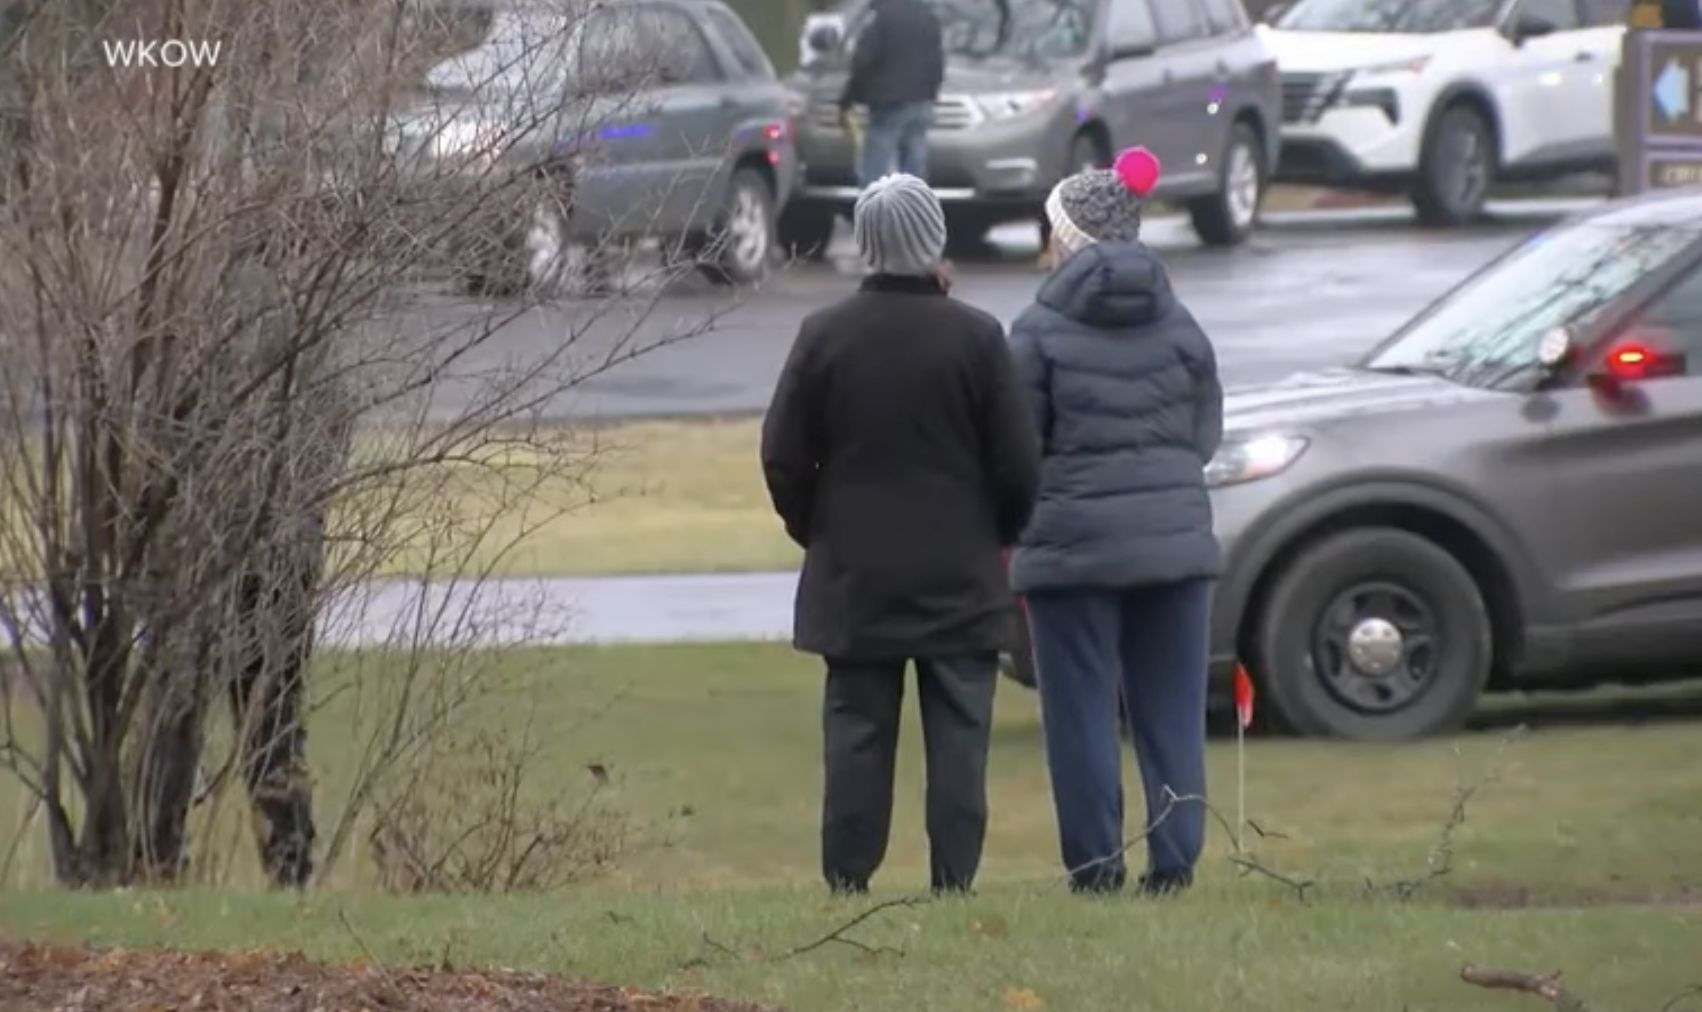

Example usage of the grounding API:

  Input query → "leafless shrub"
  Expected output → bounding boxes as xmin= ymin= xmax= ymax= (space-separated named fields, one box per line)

xmin=0 ymin=0 xmax=736 ymax=888
xmin=365 ymin=717 xmax=626 ymax=894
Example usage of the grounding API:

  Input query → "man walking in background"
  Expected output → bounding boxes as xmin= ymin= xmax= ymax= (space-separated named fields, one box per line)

xmin=760 ymin=174 xmax=1040 ymax=896
xmin=839 ymin=0 xmax=944 ymax=185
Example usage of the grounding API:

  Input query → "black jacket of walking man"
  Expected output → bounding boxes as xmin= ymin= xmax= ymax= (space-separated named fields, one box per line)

xmin=761 ymin=174 xmax=1041 ymax=896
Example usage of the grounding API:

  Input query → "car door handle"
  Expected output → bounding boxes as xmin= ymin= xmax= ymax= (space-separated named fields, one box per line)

xmin=1573 ymin=50 xmax=1596 ymax=62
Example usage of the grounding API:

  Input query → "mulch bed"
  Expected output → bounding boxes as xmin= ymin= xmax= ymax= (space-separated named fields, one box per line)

xmin=0 ymin=936 xmax=787 ymax=1012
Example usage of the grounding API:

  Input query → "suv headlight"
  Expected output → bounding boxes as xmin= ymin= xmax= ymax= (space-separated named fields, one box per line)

xmin=1204 ymin=434 xmax=1309 ymax=489
xmin=972 ymin=89 xmax=1057 ymax=121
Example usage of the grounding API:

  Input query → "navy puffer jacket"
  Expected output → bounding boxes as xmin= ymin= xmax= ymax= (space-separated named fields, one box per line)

xmin=1008 ymin=240 xmax=1224 ymax=593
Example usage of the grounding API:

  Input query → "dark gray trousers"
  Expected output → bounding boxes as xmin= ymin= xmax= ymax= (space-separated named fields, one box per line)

xmin=821 ymin=652 xmax=999 ymax=894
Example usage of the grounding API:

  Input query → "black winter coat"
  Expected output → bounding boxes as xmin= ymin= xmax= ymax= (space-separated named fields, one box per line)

xmin=840 ymin=0 xmax=945 ymax=112
xmin=1008 ymin=241 xmax=1224 ymax=593
xmin=761 ymin=273 xmax=1041 ymax=660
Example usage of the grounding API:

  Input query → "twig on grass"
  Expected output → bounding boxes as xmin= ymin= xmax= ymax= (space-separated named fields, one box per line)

xmin=683 ymin=895 xmax=928 ymax=969
xmin=1375 ymin=727 xmax=1524 ymax=902
xmin=778 ymin=896 xmax=927 ymax=959
xmin=1657 ymin=984 xmax=1702 ymax=1012
xmin=336 ymin=908 xmax=404 ymax=1006
xmin=1460 ymin=964 xmax=1589 ymax=1012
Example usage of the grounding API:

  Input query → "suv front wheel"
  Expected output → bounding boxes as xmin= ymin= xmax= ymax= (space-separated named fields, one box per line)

xmin=1412 ymin=103 xmax=1493 ymax=227
xmin=696 ymin=167 xmax=776 ymax=286
xmin=1188 ymin=122 xmax=1264 ymax=247
xmin=1251 ymin=527 xmax=1492 ymax=740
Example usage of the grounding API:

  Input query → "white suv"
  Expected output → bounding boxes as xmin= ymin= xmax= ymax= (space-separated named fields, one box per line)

xmin=1259 ymin=0 xmax=1625 ymax=225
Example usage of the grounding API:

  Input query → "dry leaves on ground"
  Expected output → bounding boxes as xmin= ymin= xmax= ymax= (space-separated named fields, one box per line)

xmin=0 ymin=936 xmax=785 ymax=1012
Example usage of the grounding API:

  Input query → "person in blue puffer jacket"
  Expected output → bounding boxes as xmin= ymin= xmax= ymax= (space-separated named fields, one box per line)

xmin=1009 ymin=146 xmax=1224 ymax=897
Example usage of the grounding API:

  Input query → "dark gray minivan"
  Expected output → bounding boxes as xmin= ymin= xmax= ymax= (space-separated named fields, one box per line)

xmin=781 ymin=0 xmax=1283 ymax=252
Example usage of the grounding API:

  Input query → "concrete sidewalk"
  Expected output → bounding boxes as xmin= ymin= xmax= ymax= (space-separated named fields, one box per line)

xmin=316 ymin=571 xmax=798 ymax=648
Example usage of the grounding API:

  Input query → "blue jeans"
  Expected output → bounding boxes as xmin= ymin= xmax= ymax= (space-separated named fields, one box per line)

xmin=859 ymin=101 xmax=932 ymax=186
xmin=1025 ymin=580 xmax=1213 ymax=890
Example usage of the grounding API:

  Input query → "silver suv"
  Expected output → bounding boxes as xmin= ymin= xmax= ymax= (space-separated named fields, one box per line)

xmin=781 ymin=0 xmax=1282 ymax=253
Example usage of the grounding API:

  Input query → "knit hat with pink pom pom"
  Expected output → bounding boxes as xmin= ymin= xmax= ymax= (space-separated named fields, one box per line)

xmin=1044 ymin=146 xmax=1162 ymax=257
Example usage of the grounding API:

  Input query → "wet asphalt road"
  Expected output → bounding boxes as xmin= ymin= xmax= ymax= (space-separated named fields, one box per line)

xmin=394 ymin=198 xmax=1596 ymax=423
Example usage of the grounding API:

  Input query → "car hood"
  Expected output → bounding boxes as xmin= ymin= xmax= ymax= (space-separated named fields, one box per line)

xmin=1224 ymin=367 xmax=1503 ymax=433
xmin=1255 ymin=26 xmax=1454 ymax=72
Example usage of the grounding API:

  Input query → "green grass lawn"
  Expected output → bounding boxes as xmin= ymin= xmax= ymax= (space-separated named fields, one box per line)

xmin=2 ymin=419 xmax=795 ymax=581
xmin=3 ymin=643 xmax=1701 ymax=1011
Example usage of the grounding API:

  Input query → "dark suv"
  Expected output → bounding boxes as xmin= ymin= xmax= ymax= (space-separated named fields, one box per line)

xmin=395 ymin=0 xmax=799 ymax=292
xmin=781 ymin=0 xmax=1282 ymax=252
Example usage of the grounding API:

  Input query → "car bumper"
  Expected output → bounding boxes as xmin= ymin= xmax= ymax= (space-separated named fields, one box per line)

xmin=1275 ymin=101 xmax=1424 ymax=188
xmin=793 ymin=110 xmax=1071 ymax=207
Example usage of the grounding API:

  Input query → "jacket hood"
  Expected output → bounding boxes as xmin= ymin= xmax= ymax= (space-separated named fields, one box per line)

xmin=1034 ymin=241 xmax=1174 ymax=331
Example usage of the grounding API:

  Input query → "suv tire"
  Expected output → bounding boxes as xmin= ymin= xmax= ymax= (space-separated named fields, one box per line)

xmin=1412 ymin=103 xmax=1493 ymax=227
xmin=777 ymin=199 xmax=836 ymax=262
xmin=1188 ymin=122 xmax=1264 ymax=247
xmin=697 ymin=167 xmax=775 ymax=286
xmin=1252 ymin=528 xmax=1491 ymax=740
xmin=464 ymin=182 xmax=611 ymax=299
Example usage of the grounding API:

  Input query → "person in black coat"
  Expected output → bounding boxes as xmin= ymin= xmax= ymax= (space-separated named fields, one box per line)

xmin=840 ymin=0 xmax=945 ymax=184
xmin=761 ymin=173 xmax=1041 ymax=895
xmin=1010 ymin=147 xmax=1224 ymax=897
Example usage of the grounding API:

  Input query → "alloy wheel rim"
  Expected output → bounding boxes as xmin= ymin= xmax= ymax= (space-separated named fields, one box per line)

xmin=523 ymin=200 xmax=578 ymax=289
xmin=1450 ymin=123 xmax=1489 ymax=210
xmin=1226 ymin=140 xmax=1260 ymax=229
xmin=726 ymin=185 xmax=769 ymax=273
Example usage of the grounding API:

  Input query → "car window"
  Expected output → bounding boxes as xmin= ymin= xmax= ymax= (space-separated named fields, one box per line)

xmin=1152 ymin=0 xmax=1208 ymax=39
xmin=1580 ymin=0 xmax=1630 ymax=24
xmin=1360 ymin=222 xmax=1702 ymax=388
xmin=1198 ymin=0 xmax=1248 ymax=33
xmin=705 ymin=6 xmax=776 ymax=79
xmin=644 ymin=8 xmax=724 ymax=84
xmin=1105 ymin=0 xmax=1159 ymax=49
xmin=1613 ymin=260 xmax=1702 ymax=375
xmin=847 ymin=0 xmax=1096 ymax=60
xmin=1514 ymin=0 xmax=1580 ymax=28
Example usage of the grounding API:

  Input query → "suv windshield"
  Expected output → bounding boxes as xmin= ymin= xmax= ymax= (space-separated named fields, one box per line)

xmin=1360 ymin=221 xmax=1702 ymax=387
xmin=846 ymin=0 xmax=1096 ymax=61
xmin=1274 ymin=0 xmax=1500 ymax=33
xmin=423 ymin=9 xmax=576 ymax=100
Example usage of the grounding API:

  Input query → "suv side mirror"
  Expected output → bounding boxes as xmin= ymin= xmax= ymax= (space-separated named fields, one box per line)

xmin=1507 ymin=13 xmax=1557 ymax=44
xmin=805 ymin=20 xmax=842 ymax=54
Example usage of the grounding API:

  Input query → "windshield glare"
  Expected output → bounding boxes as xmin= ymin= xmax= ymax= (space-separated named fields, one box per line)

xmin=1274 ymin=0 xmax=1501 ymax=33
xmin=424 ymin=10 xmax=574 ymax=99
xmin=848 ymin=0 xmax=1094 ymax=61
xmin=1361 ymin=222 xmax=1701 ymax=386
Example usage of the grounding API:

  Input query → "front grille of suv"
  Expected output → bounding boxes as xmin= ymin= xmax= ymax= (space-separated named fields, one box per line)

xmin=1281 ymin=71 xmax=1349 ymax=125
xmin=809 ymin=95 xmax=977 ymax=131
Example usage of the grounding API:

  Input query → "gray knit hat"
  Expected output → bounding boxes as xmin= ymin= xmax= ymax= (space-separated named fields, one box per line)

xmin=1045 ymin=147 xmax=1162 ymax=257
xmin=853 ymin=173 xmax=947 ymax=276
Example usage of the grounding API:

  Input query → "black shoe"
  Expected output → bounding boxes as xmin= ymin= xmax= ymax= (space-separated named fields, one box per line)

xmin=1069 ymin=867 xmax=1127 ymax=895
xmin=1137 ymin=869 xmax=1193 ymax=897
xmin=827 ymin=876 xmax=869 ymax=896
